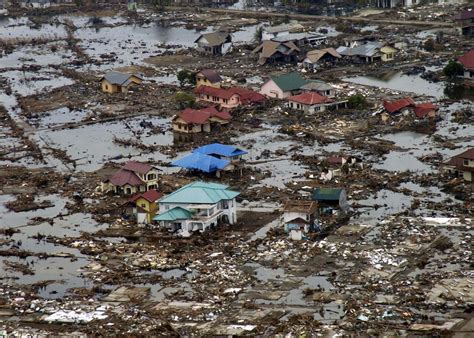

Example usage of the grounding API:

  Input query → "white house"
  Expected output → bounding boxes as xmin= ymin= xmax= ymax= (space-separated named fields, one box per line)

xmin=282 ymin=201 xmax=319 ymax=240
xmin=153 ymin=181 xmax=239 ymax=237
xmin=286 ymin=92 xmax=335 ymax=113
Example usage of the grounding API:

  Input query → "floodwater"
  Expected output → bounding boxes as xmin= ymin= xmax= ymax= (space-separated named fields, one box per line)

xmin=343 ymin=71 xmax=445 ymax=99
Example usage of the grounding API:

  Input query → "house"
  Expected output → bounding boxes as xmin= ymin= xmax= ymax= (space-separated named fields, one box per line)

xmin=453 ymin=9 xmax=474 ymax=37
xmin=383 ymin=97 xmax=416 ymax=115
xmin=153 ymin=181 xmax=240 ymax=236
xmin=194 ymin=31 xmax=232 ymax=56
xmin=194 ymin=85 xmax=265 ymax=111
xmin=262 ymin=23 xmax=304 ymax=41
xmin=414 ymin=103 xmax=438 ymax=119
xmin=252 ymin=40 xmax=300 ymax=65
xmin=444 ymin=148 xmax=474 ymax=182
xmin=300 ymin=80 xmax=336 ymax=98
xmin=172 ymin=107 xmax=231 ymax=134
xmin=303 ymin=48 xmax=342 ymax=70
xmin=286 ymin=92 xmax=334 ymax=113
xmin=458 ymin=49 xmax=474 ymax=81
xmin=260 ymin=72 xmax=308 ymax=99
xmin=193 ymin=143 xmax=247 ymax=163
xmin=100 ymin=71 xmax=143 ymax=94
xmin=123 ymin=189 xmax=162 ymax=224
xmin=383 ymin=97 xmax=437 ymax=120
xmin=282 ymin=200 xmax=319 ymax=240
xmin=376 ymin=0 xmax=418 ymax=8
xmin=196 ymin=69 xmax=222 ymax=89
xmin=312 ymin=188 xmax=350 ymax=214
xmin=101 ymin=161 xmax=160 ymax=195
xmin=337 ymin=42 xmax=397 ymax=63
xmin=271 ymin=32 xmax=328 ymax=49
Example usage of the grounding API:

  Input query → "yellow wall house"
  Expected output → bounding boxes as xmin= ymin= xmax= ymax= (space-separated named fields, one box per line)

xmin=196 ymin=69 xmax=223 ymax=88
xmin=380 ymin=45 xmax=397 ymax=62
xmin=129 ymin=190 xmax=162 ymax=224
xmin=100 ymin=71 xmax=143 ymax=93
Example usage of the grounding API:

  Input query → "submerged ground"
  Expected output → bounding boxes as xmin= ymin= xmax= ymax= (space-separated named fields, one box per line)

xmin=0 ymin=3 xmax=473 ymax=336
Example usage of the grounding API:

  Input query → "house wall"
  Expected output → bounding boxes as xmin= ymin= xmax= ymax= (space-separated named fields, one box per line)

xmin=101 ymin=80 xmax=119 ymax=93
xmin=287 ymin=101 xmax=327 ymax=113
xmin=283 ymin=211 xmax=310 ymax=224
xmin=159 ymin=197 xmax=237 ymax=226
xmin=381 ymin=46 xmax=397 ymax=62
xmin=197 ymin=93 xmax=240 ymax=110
xmin=196 ymin=74 xmax=220 ymax=88
xmin=339 ymin=190 xmax=350 ymax=213
xmin=172 ymin=119 xmax=208 ymax=134
xmin=463 ymin=69 xmax=474 ymax=80
xmin=463 ymin=170 xmax=473 ymax=181
xmin=135 ymin=197 xmax=157 ymax=224
xmin=260 ymin=80 xmax=286 ymax=99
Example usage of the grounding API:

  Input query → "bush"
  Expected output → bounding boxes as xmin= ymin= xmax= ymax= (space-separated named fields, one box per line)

xmin=174 ymin=92 xmax=195 ymax=109
xmin=347 ymin=94 xmax=367 ymax=109
xmin=443 ymin=60 xmax=464 ymax=78
xmin=177 ymin=69 xmax=196 ymax=87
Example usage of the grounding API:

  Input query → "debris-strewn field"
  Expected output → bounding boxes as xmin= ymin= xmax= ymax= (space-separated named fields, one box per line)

xmin=0 ymin=2 xmax=473 ymax=336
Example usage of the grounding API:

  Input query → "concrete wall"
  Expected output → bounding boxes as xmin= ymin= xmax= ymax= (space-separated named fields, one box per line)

xmin=260 ymin=79 xmax=285 ymax=99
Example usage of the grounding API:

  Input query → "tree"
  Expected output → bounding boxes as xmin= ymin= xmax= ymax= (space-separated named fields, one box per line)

xmin=443 ymin=60 xmax=464 ymax=78
xmin=253 ymin=26 xmax=263 ymax=43
xmin=177 ymin=69 xmax=191 ymax=87
xmin=174 ymin=92 xmax=195 ymax=109
xmin=423 ymin=38 xmax=435 ymax=52
xmin=347 ymin=94 xmax=367 ymax=109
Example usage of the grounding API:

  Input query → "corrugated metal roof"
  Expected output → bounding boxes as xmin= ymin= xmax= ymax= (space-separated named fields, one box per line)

xmin=109 ymin=169 xmax=144 ymax=187
xmin=197 ymin=69 xmax=222 ymax=83
xmin=195 ymin=32 xmax=231 ymax=47
xmin=337 ymin=42 xmax=384 ymax=58
xmin=271 ymin=32 xmax=326 ymax=43
xmin=300 ymin=80 xmax=334 ymax=92
xmin=193 ymin=143 xmax=247 ymax=157
xmin=159 ymin=181 xmax=240 ymax=204
xmin=102 ymin=71 xmax=142 ymax=86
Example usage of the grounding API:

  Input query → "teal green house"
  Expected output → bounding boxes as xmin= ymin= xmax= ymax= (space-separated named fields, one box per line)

xmin=153 ymin=181 xmax=239 ymax=236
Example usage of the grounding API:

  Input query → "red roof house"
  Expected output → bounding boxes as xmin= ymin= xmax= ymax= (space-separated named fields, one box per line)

xmin=195 ymin=85 xmax=266 ymax=111
xmin=458 ymin=49 xmax=474 ymax=71
xmin=129 ymin=189 xmax=163 ymax=203
xmin=173 ymin=106 xmax=231 ymax=134
xmin=383 ymin=97 xmax=416 ymax=114
xmin=287 ymin=92 xmax=333 ymax=105
xmin=414 ymin=102 xmax=438 ymax=119
xmin=444 ymin=148 xmax=474 ymax=181
xmin=103 ymin=161 xmax=160 ymax=195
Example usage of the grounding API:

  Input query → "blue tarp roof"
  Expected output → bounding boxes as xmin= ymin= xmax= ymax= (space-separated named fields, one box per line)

xmin=172 ymin=152 xmax=230 ymax=173
xmin=193 ymin=143 xmax=247 ymax=157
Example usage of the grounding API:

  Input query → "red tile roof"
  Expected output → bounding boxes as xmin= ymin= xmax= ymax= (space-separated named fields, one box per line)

xmin=414 ymin=102 xmax=437 ymax=118
xmin=109 ymin=169 xmax=144 ymax=187
xmin=122 ymin=161 xmax=152 ymax=174
xmin=287 ymin=92 xmax=333 ymax=105
xmin=195 ymin=85 xmax=266 ymax=104
xmin=458 ymin=49 xmax=474 ymax=70
xmin=383 ymin=97 xmax=415 ymax=114
xmin=129 ymin=189 xmax=163 ymax=203
xmin=177 ymin=106 xmax=231 ymax=124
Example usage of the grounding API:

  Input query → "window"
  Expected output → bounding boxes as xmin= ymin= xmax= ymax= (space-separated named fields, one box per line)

xmin=464 ymin=159 xmax=469 ymax=166
xmin=207 ymin=95 xmax=210 ymax=100
xmin=105 ymin=85 xmax=109 ymax=90
xmin=222 ymin=200 xmax=229 ymax=209
xmin=141 ymin=203 xmax=146 ymax=208
xmin=165 ymin=205 xmax=170 ymax=210
xmin=147 ymin=173 xmax=156 ymax=180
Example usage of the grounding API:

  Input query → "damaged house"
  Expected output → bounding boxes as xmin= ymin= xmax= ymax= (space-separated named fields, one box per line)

xmin=282 ymin=200 xmax=319 ymax=241
xmin=260 ymin=72 xmax=308 ymax=99
xmin=100 ymin=71 xmax=143 ymax=94
xmin=312 ymin=188 xmax=350 ymax=215
xmin=196 ymin=69 xmax=223 ymax=88
xmin=453 ymin=9 xmax=474 ymax=37
xmin=302 ymin=48 xmax=342 ymax=71
xmin=337 ymin=41 xmax=397 ymax=63
xmin=172 ymin=107 xmax=231 ymax=134
xmin=195 ymin=85 xmax=265 ymax=111
xmin=101 ymin=161 xmax=160 ymax=195
xmin=153 ymin=181 xmax=240 ymax=236
xmin=121 ymin=189 xmax=162 ymax=224
xmin=444 ymin=148 xmax=474 ymax=182
xmin=261 ymin=23 xmax=304 ymax=41
xmin=458 ymin=49 xmax=474 ymax=81
xmin=194 ymin=31 xmax=232 ymax=56
xmin=252 ymin=40 xmax=300 ymax=66
xmin=382 ymin=97 xmax=438 ymax=121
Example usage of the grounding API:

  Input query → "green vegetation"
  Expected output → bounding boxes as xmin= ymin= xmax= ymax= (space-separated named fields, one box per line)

xmin=443 ymin=60 xmax=464 ymax=79
xmin=177 ymin=69 xmax=196 ymax=87
xmin=347 ymin=94 xmax=368 ymax=109
xmin=174 ymin=92 xmax=195 ymax=109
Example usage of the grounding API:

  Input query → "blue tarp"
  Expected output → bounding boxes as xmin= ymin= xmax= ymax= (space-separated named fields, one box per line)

xmin=172 ymin=152 xmax=230 ymax=173
xmin=193 ymin=143 xmax=247 ymax=158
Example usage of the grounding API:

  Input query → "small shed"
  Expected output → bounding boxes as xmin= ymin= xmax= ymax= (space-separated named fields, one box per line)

xmin=312 ymin=188 xmax=349 ymax=214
